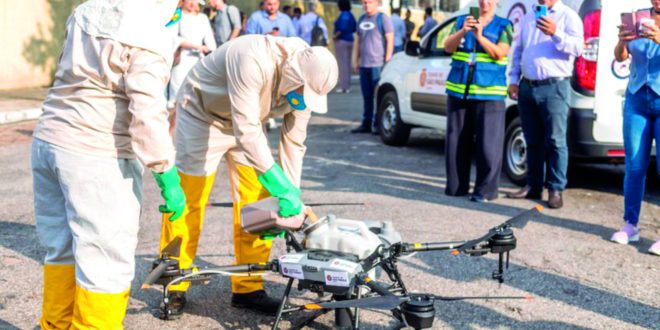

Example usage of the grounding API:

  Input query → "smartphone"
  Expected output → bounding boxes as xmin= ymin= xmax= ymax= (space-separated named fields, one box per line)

xmin=469 ymin=6 xmax=480 ymax=20
xmin=621 ymin=13 xmax=636 ymax=36
xmin=535 ymin=5 xmax=548 ymax=20
xmin=636 ymin=10 xmax=653 ymax=35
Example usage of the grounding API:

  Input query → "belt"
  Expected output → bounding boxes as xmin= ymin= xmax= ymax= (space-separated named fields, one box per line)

xmin=522 ymin=77 xmax=569 ymax=87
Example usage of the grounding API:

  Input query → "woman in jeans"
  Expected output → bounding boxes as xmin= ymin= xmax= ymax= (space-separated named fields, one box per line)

xmin=611 ymin=2 xmax=660 ymax=256
xmin=333 ymin=0 xmax=356 ymax=93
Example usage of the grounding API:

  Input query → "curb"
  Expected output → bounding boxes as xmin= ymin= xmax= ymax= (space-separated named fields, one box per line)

xmin=0 ymin=108 xmax=42 ymax=125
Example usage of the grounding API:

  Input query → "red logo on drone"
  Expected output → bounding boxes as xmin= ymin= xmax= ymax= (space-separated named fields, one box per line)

xmin=326 ymin=275 xmax=332 ymax=281
xmin=283 ymin=268 xmax=288 ymax=274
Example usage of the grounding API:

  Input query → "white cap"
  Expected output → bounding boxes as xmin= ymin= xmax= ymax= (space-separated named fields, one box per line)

xmin=297 ymin=47 xmax=338 ymax=114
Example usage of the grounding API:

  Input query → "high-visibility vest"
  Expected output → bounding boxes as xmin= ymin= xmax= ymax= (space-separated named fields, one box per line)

xmin=446 ymin=15 xmax=511 ymax=101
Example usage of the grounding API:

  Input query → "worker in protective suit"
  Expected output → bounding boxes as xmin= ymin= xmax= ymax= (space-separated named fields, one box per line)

xmin=158 ymin=34 xmax=338 ymax=316
xmin=31 ymin=1 xmax=186 ymax=328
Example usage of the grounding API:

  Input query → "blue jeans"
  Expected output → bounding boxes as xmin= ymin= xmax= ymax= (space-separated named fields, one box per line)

xmin=394 ymin=45 xmax=404 ymax=54
xmin=518 ymin=79 xmax=570 ymax=192
xmin=623 ymin=86 xmax=660 ymax=225
xmin=359 ymin=67 xmax=381 ymax=128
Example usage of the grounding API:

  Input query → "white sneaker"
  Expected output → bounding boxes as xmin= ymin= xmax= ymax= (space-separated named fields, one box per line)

xmin=610 ymin=223 xmax=640 ymax=245
xmin=649 ymin=240 xmax=660 ymax=256
xmin=335 ymin=88 xmax=345 ymax=93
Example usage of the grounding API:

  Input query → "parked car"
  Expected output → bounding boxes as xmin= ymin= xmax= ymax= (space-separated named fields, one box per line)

xmin=375 ymin=0 xmax=654 ymax=185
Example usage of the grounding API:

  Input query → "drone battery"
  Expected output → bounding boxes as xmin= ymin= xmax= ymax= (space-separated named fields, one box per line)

xmin=240 ymin=197 xmax=306 ymax=233
xmin=278 ymin=249 xmax=362 ymax=295
xmin=401 ymin=294 xmax=436 ymax=329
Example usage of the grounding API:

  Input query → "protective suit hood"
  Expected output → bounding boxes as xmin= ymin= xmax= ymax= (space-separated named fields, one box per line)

xmin=74 ymin=0 xmax=179 ymax=64
xmin=275 ymin=37 xmax=338 ymax=114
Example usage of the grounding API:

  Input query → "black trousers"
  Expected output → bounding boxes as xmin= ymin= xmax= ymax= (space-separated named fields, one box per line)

xmin=445 ymin=96 xmax=506 ymax=200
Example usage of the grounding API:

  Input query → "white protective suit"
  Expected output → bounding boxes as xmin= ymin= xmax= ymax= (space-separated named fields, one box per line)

xmin=31 ymin=0 xmax=180 ymax=329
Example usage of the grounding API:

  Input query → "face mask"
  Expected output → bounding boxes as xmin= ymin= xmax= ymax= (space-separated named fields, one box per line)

xmin=165 ymin=7 xmax=182 ymax=27
xmin=286 ymin=90 xmax=306 ymax=111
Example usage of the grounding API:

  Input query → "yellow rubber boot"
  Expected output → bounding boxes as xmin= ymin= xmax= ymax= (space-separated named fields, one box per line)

xmin=159 ymin=171 xmax=216 ymax=292
xmin=40 ymin=264 xmax=75 ymax=330
xmin=71 ymin=285 xmax=129 ymax=330
xmin=231 ymin=164 xmax=272 ymax=294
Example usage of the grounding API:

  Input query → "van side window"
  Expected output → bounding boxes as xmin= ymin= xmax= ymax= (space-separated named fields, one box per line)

xmin=427 ymin=19 xmax=456 ymax=57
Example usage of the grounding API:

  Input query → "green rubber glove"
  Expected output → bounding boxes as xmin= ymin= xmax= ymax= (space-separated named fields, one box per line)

xmin=152 ymin=166 xmax=186 ymax=222
xmin=257 ymin=164 xmax=302 ymax=217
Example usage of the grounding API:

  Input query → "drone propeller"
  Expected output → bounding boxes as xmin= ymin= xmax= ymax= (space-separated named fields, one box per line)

xmin=304 ymin=295 xmax=403 ymax=311
xmin=303 ymin=293 xmax=534 ymax=311
xmin=457 ymin=205 xmax=543 ymax=253
xmin=430 ymin=294 xmax=534 ymax=301
xmin=141 ymin=237 xmax=183 ymax=289
xmin=208 ymin=202 xmax=365 ymax=208
xmin=161 ymin=236 xmax=183 ymax=258
xmin=502 ymin=204 xmax=544 ymax=229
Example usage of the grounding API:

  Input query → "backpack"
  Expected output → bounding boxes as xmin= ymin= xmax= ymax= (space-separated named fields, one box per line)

xmin=310 ymin=16 xmax=327 ymax=46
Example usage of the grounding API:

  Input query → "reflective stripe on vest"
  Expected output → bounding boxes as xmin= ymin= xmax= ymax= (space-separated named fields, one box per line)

xmin=446 ymin=81 xmax=508 ymax=96
xmin=451 ymin=51 xmax=508 ymax=66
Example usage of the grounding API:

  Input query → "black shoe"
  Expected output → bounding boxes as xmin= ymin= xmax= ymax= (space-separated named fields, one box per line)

xmin=505 ymin=186 xmax=542 ymax=200
xmin=231 ymin=290 xmax=281 ymax=315
xmin=350 ymin=125 xmax=371 ymax=134
xmin=371 ymin=127 xmax=381 ymax=135
xmin=469 ymin=195 xmax=488 ymax=203
xmin=548 ymin=190 xmax=563 ymax=209
xmin=160 ymin=291 xmax=187 ymax=320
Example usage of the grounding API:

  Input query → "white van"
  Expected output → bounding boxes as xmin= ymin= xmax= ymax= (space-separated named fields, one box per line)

xmin=375 ymin=0 xmax=653 ymax=185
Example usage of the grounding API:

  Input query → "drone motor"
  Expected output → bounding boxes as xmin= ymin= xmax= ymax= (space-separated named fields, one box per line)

xmin=401 ymin=294 xmax=436 ymax=329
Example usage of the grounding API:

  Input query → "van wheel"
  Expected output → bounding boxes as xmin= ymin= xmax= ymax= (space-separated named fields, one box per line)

xmin=504 ymin=117 xmax=527 ymax=186
xmin=378 ymin=91 xmax=411 ymax=146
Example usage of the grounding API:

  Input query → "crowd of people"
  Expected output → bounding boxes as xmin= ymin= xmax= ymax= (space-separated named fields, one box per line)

xmin=26 ymin=0 xmax=660 ymax=328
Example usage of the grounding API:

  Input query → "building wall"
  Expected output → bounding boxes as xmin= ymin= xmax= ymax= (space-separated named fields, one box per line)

xmin=1 ymin=0 xmax=445 ymax=90
xmin=1 ymin=0 xmax=84 ymax=90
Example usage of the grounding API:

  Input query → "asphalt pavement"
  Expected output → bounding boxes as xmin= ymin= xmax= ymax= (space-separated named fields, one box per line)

xmin=0 ymin=85 xmax=658 ymax=329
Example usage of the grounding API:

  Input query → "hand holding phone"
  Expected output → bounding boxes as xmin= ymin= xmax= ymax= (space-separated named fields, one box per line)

xmin=535 ymin=5 xmax=548 ymax=20
xmin=469 ymin=7 xmax=480 ymax=20
xmin=620 ymin=13 xmax=637 ymax=37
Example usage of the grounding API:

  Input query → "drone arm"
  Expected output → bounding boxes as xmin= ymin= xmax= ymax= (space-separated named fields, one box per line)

xmin=399 ymin=241 xmax=467 ymax=253
xmin=357 ymin=273 xmax=395 ymax=297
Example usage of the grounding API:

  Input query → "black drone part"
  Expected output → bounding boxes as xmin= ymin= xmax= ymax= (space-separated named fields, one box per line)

xmin=488 ymin=228 xmax=517 ymax=283
xmin=401 ymin=294 xmax=436 ymax=330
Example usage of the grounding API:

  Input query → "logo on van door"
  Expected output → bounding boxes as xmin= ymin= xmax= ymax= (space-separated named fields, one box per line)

xmin=612 ymin=58 xmax=631 ymax=80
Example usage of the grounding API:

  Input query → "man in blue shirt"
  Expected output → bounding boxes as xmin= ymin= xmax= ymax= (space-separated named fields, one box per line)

xmin=506 ymin=0 xmax=583 ymax=209
xmin=390 ymin=7 xmax=407 ymax=53
xmin=246 ymin=0 xmax=296 ymax=37
xmin=417 ymin=7 xmax=437 ymax=38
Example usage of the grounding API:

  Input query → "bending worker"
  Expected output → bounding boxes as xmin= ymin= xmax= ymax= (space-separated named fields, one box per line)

xmin=31 ymin=0 xmax=186 ymax=329
xmin=159 ymin=34 xmax=338 ymax=316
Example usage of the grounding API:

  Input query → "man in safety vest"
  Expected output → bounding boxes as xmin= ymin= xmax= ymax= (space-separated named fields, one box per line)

xmin=442 ymin=0 xmax=513 ymax=202
xmin=158 ymin=34 xmax=338 ymax=316
xmin=31 ymin=1 xmax=186 ymax=328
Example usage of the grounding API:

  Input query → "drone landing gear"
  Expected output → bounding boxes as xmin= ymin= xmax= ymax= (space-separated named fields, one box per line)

xmin=271 ymin=279 xmax=363 ymax=330
xmin=488 ymin=229 xmax=517 ymax=283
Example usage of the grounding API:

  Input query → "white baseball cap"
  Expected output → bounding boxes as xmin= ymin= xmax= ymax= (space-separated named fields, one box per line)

xmin=297 ymin=47 xmax=338 ymax=114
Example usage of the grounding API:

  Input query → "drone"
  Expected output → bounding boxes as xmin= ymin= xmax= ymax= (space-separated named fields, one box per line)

xmin=142 ymin=204 xmax=543 ymax=330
